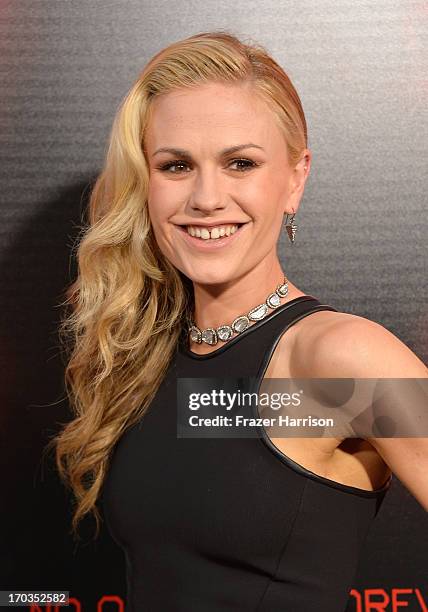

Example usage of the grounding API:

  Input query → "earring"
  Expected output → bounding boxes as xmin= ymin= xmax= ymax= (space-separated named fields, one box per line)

xmin=284 ymin=212 xmax=297 ymax=244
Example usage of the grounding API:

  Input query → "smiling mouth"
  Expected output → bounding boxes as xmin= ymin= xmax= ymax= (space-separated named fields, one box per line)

xmin=176 ymin=222 xmax=249 ymax=241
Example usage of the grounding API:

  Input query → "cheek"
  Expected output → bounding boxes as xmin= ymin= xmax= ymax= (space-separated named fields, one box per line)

xmin=147 ymin=192 xmax=170 ymax=231
xmin=147 ymin=177 xmax=179 ymax=223
xmin=147 ymin=200 xmax=177 ymax=258
xmin=147 ymin=199 xmax=159 ymax=228
xmin=242 ymin=177 xmax=285 ymax=218
xmin=251 ymin=203 xmax=283 ymax=229
xmin=251 ymin=207 xmax=284 ymax=247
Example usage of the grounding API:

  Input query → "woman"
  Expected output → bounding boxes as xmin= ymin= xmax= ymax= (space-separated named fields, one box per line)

xmin=52 ymin=31 xmax=428 ymax=611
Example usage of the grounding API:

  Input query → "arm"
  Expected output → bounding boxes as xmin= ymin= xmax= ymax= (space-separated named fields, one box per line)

xmin=308 ymin=315 xmax=428 ymax=510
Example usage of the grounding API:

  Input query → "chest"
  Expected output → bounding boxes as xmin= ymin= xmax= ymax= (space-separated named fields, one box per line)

xmin=102 ymin=368 xmax=377 ymax=577
xmin=102 ymin=371 xmax=308 ymax=560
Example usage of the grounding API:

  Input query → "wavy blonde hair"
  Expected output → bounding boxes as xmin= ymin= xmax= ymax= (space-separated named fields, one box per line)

xmin=49 ymin=30 xmax=308 ymax=540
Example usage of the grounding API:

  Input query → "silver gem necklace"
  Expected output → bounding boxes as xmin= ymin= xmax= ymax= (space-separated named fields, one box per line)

xmin=187 ymin=277 xmax=289 ymax=346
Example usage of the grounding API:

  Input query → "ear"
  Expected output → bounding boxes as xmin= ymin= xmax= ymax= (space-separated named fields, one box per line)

xmin=285 ymin=149 xmax=311 ymax=215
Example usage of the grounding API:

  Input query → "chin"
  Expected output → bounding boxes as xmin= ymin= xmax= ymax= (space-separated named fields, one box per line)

xmin=182 ymin=269 xmax=238 ymax=287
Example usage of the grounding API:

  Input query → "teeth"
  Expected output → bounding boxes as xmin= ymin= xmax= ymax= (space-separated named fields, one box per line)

xmin=186 ymin=224 xmax=240 ymax=240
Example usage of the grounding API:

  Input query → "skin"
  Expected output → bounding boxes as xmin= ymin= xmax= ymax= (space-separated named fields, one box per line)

xmin=144 ymin=81 xmax=309 ymax=331
xmin=143 ymin=81 xmax=428 ymax=509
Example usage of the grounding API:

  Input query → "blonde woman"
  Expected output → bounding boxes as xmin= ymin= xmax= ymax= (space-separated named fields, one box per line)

xmin=52 ymin=31 xmax=428 ymax=611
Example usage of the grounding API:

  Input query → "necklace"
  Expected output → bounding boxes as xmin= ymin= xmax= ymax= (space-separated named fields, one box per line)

xmin=187 ymin=276 xmax=289 ymax=346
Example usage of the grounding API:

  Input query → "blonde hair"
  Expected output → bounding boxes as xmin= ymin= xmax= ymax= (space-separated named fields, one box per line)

xmin=49 ymin=30 xmax=308 ymax=540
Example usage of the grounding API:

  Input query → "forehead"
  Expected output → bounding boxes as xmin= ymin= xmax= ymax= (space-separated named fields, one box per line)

xmin=144 ymin=82 xmax=280 ymax=146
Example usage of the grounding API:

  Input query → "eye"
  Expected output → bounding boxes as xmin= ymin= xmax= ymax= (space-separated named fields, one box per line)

xmin=158 ymin=160 xmax=191 ymax=174
xmin=228 ymin=158 xmax=258 ymax=172
xmin=157 ymin=158 xmax=259 ymax=174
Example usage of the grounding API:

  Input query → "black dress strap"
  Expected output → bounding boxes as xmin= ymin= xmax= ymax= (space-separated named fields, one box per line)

xmin=178 ymin=295 xmax=338 ymax=381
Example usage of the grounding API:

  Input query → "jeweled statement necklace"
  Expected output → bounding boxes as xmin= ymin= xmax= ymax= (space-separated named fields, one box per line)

xmin=187 ymin=277 xmax=289 ymax=346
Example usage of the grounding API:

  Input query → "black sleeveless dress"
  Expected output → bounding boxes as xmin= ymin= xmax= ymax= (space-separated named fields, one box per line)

xmin=101 ymin=295 xmax=392 ymax=611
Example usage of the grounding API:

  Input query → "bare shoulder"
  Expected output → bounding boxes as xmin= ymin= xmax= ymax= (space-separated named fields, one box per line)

xmin=291 ymin=310 xmax=428 ymax=378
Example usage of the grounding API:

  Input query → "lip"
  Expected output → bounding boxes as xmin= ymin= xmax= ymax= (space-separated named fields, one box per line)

xmin=175 ymin=222 xmax=250 ymax=250
xmin=176 ymin=221 xmax=248 ymax=229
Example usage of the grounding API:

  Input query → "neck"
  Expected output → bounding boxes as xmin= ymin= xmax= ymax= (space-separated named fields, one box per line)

xmin=190 ymin=261 xmax=291 ymax=330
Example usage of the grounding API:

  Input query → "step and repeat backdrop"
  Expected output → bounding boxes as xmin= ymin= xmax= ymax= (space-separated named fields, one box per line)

xmin=1 ymin=1 xmax=426 ymax=611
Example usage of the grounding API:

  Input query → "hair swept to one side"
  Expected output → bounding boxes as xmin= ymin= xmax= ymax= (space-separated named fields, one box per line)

xmin=48 ymin=29 xmax=308 ymax=540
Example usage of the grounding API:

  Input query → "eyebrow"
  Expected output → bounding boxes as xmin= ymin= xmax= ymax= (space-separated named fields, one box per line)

xmin=152 ymin=143 xmax=265 ymax=158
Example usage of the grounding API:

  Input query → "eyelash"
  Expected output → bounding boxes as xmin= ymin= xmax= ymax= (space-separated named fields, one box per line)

xmin=157 ymin=158 xmax=259 ymax=174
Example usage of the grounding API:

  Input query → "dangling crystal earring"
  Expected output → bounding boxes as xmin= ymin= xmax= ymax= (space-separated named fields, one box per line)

xmin=284 ymin=212 xmax=297 ymax=244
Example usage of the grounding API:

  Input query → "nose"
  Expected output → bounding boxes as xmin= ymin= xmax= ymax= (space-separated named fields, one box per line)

xmin=189 ymin=168 xmax=226 ymax=214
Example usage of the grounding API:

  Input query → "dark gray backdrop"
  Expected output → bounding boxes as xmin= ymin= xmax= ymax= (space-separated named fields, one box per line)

xmin=1 ymin=2 xmax=427 ymax=610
